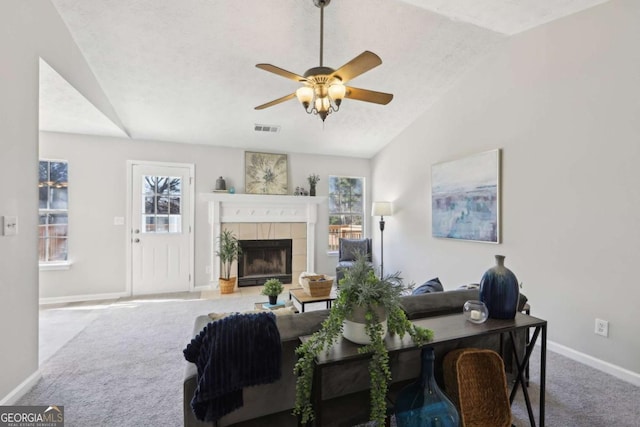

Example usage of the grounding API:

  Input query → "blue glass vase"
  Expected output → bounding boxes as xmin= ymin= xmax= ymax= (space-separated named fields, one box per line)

xmin=395 ymin=347 xmax=460 ymax=427
xmin=479 ymin=255 xmax=519 ymax=319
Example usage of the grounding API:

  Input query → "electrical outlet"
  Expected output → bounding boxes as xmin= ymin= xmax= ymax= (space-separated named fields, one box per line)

xmin=205 ymin=266 xmax=211 ymax=274
xmin=595 ymin=318 xmax=609 ymax=337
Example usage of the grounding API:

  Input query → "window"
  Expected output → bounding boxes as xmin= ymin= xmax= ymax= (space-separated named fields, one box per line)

xmin=142 ymin=176 xmax=182 ymax=233
xmin=39 ymin=160 xmax=68 ymax=263
xmin=328 ymin=176 xmax=365 ymax=252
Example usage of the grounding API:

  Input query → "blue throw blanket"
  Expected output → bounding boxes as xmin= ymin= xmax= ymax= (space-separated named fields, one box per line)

xmin=183 ymin=312 xmax=282 ymax=422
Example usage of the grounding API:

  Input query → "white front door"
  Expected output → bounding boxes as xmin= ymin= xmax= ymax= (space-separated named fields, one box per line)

xmin=130 ymin=162 xmax=193 ymax=295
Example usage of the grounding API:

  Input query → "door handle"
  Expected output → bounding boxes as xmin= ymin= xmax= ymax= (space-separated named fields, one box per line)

xmin=134 ymin=238 xmax=140 ymax=243
xmin=134 ymin=229 xmax=140 ymax=234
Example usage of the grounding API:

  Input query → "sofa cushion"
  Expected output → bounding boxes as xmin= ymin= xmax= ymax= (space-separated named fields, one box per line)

xmin=401 ymin=289 xmax=480 ymax=319
xmin=401 ymin=289 xmax=528 ymax=320
xmin=275 ymin=309 xmax=329 ymax=342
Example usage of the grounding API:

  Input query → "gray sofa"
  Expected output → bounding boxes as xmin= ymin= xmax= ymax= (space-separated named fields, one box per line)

xmin=184 ymin=289 xmax=528 ymax=427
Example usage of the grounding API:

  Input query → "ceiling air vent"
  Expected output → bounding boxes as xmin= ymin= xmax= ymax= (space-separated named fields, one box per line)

xmin=254 ymin=124 xmax=281 ymax=133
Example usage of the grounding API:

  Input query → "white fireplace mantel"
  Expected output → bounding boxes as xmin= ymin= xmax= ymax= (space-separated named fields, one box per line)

xmin=200 ymin=193 xmax=327 ymax=285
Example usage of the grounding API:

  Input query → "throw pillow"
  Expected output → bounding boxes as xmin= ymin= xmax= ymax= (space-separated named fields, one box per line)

xmin=412 ymin=277 xmax=444 ymax=295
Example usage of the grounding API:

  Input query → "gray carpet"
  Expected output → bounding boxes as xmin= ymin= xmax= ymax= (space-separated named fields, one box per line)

xmin=20 ymin=295 xmax=640 ymax=426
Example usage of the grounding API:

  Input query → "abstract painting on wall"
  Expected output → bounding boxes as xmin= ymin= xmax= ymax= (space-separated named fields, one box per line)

xmin=244 ymin=151 xmax=288 ymax=195
xmin=431 ymin=149 xmax=500 ymax=243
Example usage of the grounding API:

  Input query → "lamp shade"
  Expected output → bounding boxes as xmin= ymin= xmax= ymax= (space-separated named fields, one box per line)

xmin=372 ymin=201 xmax=393 ymax=217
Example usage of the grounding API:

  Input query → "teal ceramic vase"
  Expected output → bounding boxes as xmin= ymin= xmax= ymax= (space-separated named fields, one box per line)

xmin=479 ymin=255 xmax=519 ymax=319
xmin=395 ymin=347 xmax=460 ymax=427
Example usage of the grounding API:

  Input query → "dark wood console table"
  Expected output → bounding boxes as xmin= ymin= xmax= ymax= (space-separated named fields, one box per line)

xmin=300 ymin=312 xmax=547 ymax=427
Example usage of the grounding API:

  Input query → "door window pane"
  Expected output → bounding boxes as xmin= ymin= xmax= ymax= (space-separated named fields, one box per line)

xmin=169 ymin=216 xmax=181 ymax=233
xmin=156 ymin=216 xmax=169 ymax=232
xmin=143 ymin=176 xmax=156 ymax=195
xmin=141 ymin=175 xmax=182 ymax=233
xmin=169 ymin=197 xmax=181 ymax=214
xmin=157 ymin=197 xmax=169 ymax=214
xmin=144 ymin=216 xmax=156 ymax=232
xmin=144 ymin=197 xmax=155 ymax=214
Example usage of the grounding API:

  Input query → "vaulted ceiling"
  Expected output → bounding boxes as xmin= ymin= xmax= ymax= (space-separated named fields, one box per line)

xmin=41 ymin=0 xmax=609 ymax=158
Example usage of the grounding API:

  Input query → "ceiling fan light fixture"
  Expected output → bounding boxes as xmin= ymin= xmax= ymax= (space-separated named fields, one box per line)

xmin=296 ymin=86 xmax=314 ymax=109
xmin=254 ymin=0 xmax=393 ymax=121
xmin=328 ymin=82 xmax=346 ymax=105
xmin=315 ymin=96 xmax=330 ymax=112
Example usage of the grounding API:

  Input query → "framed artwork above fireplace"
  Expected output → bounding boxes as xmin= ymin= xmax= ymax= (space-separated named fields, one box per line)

xmin=244 ymin=151 xmax=288 ymax=195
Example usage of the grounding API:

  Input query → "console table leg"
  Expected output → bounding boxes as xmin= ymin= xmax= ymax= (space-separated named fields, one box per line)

xmin=540 ymin=325 xmax=547 ymax=427
xmin=509 ymin=327 xmax=541 ymax=427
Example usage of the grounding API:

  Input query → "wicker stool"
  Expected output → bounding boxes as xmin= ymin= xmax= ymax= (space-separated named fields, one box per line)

xmin=443 ymin=348 xmax=512 ymax=427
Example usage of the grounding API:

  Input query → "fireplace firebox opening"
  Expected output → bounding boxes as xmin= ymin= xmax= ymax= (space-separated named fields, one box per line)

xmin=238 ymin=239 xmax=293 ymax=287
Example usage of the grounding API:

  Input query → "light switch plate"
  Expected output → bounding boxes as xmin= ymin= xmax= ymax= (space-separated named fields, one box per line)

xmin=3 ymin=216 xmax=18 ymax=236
xmin=113 ymin=216 xmax=125 ymax=226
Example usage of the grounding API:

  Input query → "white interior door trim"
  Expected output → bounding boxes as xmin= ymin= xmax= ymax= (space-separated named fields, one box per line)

xmin=125 ymin=160 xmax=195 ymax=296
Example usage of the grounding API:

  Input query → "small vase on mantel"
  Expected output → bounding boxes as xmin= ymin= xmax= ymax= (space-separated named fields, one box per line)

xmin=309 ymin=184 xmax=316 ymax=197
xmin=479 ymin=255 xmax=519 ymax=319
xmin=395 ymin=347 xmax=460 ymax=427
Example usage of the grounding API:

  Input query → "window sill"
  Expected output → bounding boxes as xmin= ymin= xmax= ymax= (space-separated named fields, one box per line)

xmin=39 ymin=261 xmax=73 ymax=271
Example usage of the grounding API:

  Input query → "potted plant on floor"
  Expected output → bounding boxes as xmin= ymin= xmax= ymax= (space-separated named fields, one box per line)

xmin=216 ymin=229 xmax=241 ymax=294
xmin=261 ymin=278 xmax=284 ymax=305
xmin=293 ymin=255 xmax=434 ymax=425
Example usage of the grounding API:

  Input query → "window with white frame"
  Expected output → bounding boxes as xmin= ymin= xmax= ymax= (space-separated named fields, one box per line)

xmin=328 ymin=176 xmax=364 ymax=252
xmin=39 ymin=160 xmax=68 ymax=263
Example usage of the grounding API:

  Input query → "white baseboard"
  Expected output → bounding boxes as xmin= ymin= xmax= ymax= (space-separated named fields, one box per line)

xmin=0 ymin=370 xmax=41 ymax=405
xmin=548 ymin=340 xmax=640 ymax=387
xmin=193 ymin=284 xmax=214 ymax=291
xmin=39 ymin=291 xmax=129 ymax=305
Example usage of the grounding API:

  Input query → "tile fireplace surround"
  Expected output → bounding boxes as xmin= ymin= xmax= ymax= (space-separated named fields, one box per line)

xmin=200 ymin=193 xmax=326 ymax=287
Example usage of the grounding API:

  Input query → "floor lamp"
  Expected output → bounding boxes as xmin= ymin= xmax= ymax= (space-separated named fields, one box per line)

xmin=372 ymin=201 xmax=393 ymax=278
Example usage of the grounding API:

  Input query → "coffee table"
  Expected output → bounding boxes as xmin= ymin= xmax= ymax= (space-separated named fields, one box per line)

xmin=289 ymin=287 xmax=337 ymax=313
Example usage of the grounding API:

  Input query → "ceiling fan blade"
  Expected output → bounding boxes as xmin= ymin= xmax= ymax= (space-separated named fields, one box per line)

xmin=345 ymin=86 xmax=393 ymax=105
xmin=331 ymin=51 xmax=383 ymax=83
xmin=256 ymin=64 xmax=307 ymax=82
xmin=255 ymin=93 xmax=297 ymax=110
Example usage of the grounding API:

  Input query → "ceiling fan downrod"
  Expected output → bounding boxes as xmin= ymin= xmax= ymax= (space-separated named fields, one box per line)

xmin=316 ymin=0 xmax=329 ymax=67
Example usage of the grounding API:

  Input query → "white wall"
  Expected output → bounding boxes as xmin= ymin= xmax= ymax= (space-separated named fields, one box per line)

xmin=39 ymin=132 xmax=370 ymax=298
xmin=0 ymin=0 xmax=119 ymax=401
xmin=372 ymin=0 xmax=640 ymax=375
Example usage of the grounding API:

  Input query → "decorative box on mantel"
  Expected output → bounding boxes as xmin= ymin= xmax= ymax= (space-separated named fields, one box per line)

xmin=200 ymin=193 xmax=326 ymax=287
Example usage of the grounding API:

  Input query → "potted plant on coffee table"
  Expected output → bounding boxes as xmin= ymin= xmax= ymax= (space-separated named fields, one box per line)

xmin=293 ymin=255 xmax=434 ymax=425
xmin=216 ymin=229 xmax=241 ymax=294
xmin=261 ymin=278 xmax=284 ymax=305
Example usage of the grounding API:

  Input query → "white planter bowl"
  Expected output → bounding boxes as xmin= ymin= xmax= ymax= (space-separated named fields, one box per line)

xmin=342 ymin=305 xmax=388 ymax=345
xmin=342 ymin=318 xmax=388 ymax=345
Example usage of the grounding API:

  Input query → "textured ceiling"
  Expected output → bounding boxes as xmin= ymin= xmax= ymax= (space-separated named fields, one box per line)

xmin=39 ymin=59 xmax=128 ymax=138
xmin=42 ymin=0 xmax=610 ymax=158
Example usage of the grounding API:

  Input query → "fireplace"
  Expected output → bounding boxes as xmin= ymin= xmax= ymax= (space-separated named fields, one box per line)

xmin=238 ymin=239 xmax=293 ymax=287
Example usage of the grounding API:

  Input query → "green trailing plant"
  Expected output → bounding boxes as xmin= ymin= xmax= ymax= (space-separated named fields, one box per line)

xmin=293 ymin=255 xmax=434 ymax=425
xmin=261 ymin=278 xmax=284 ymax=297
xmin=215 ymin=229 xmax=241 ymax=280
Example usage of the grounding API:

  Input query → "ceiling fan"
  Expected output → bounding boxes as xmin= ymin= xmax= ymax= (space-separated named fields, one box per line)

xmin=255 ymin=0 xmax=393 ymax=122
